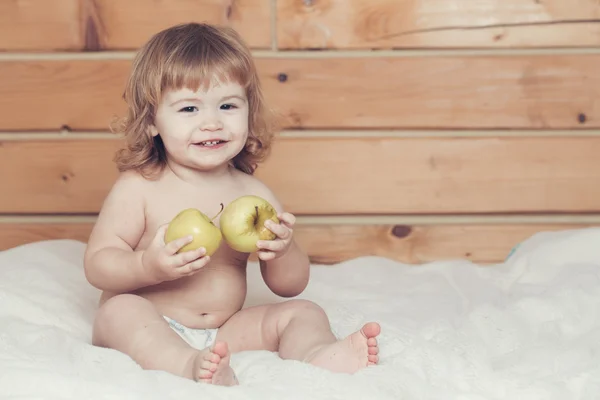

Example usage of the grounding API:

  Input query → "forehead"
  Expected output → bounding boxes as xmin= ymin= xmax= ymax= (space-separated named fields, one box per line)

xmin=162 ymin=79 xmax=246 ymax=102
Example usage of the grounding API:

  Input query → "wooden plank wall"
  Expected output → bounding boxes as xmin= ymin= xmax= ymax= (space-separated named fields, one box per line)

xmin=1 ymin=0 xmax=599 ymax=264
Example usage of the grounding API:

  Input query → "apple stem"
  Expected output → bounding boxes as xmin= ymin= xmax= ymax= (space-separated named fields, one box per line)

xmin=211 ymin=203 xmax=224 ymax=221
xmin=254 ymin=206 xmax=259 ymax=226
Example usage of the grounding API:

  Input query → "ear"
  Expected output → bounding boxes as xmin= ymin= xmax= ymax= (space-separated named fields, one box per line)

xmin=149 ymin=124 xmax=159 ymax=137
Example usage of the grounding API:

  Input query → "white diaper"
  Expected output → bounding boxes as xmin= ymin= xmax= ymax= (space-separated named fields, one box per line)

xmin=163 ymin=316 xmax=218 ymax=350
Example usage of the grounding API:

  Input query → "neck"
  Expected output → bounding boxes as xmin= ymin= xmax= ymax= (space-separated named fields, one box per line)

xmin=166 ymin=159 xmax=233 ymax=186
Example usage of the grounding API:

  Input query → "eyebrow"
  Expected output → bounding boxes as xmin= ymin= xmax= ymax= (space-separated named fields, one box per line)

xmin=169 ymin=95 xmax=246 ymax=107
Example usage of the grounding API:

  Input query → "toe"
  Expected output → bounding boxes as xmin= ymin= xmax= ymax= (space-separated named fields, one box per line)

xmin=368 ymin=346 xmax=379 ymax=355
xmin=198 ymin=369 xmax=213 ymax=379
xmin=368 ymin=354 xmax=379 ymax=364
xmin=201 ymin=360 xmax=217 ymax=372
xmin=212 ymin=341 xmax=229 ymax=358
xmin=361 ymin=322 xmax=381 ymax=339
xmin=203 ymin=352 xmax=220 ymax=363
xmin=367 ymin=337 xmax=378 ymax=347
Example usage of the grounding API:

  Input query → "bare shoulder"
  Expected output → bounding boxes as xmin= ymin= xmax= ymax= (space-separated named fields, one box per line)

xmin=111 ymin=169 xmax=152 ymax=192
xmin=99 ymin=170 xmax=150 ymax=214
xmin=87 ymin=170 xmax=151 ymax=253
xmin=234 ymin=170 xmax=284 ymax=213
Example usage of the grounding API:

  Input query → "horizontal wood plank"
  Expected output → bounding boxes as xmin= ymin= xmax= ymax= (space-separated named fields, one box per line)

xmin=0 ymin=55 xmax=598 ymax=131
xmin=292 ymin=223 xmax=597 ymax=264
xmin=277 ymin=0 xmax=600 ymax=49
xmin=0 ymin=0 xmax=82 ymax=51
xmin=0 ymin=222 xmax=93 ymax=251
xmin=0 ymin=0 xmax=270 ymax=51
xmin=2 ymin=136 xmax=600 ymax=214
xmin=92 ymin=0 xmax=271 ymax=50
xmin=0 ymin=221 xmax=594 ymax=264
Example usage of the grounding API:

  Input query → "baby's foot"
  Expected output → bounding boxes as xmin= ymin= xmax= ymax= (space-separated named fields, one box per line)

xmin=306 ymin=322 xmax=380 ymax=374
xmin=193 ymin=341 xmax=238 ymax=386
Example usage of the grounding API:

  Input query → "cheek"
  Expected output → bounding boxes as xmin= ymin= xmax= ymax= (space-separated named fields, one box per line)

xmin=163 ymin=136 xmax=192 ymax=156
xmin=157 ymin=118 xmax=192 ymax=144
xmin=227 ymin=112 xmax=249 ymax=134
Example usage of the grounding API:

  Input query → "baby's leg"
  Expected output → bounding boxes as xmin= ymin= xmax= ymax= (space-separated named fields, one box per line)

xmin=92 ymin=294 xmax=237 ymax=385
xmin=216 ymin=300 xmax=380 ymax=374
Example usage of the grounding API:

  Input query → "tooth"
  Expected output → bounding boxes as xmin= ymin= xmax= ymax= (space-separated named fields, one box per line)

xmin=199 ymin=140 xmax=221 ymax=146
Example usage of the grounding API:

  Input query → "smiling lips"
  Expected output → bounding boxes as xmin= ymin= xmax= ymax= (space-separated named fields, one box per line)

xmin=194 ymin=139 xmax=228 ymax=148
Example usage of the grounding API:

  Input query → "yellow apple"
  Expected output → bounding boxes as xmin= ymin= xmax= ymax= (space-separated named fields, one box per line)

xmin=164 ymin=206 xmax=223 ymax=256
xmin=219 ymin=195 xmax=280 ymax=253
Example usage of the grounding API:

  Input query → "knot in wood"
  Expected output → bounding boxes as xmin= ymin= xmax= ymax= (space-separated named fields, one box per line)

xmin=391 ymin=225 xmax=412 ymax=238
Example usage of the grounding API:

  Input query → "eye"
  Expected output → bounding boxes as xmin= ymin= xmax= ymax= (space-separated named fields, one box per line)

xmin=178 ymin=106 xmax=197 ymax=113
xmin=220 ymin=103 xmax=238 ymax=110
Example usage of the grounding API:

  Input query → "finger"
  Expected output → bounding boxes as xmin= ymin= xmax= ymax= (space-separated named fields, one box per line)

xmin=257 ymin=251 xmax=276 ymax=261
xmin=265 ymin=220 xmax=291 ymax=239
xmin=155 ymin=223 xmax=170 ymax=245
xmin=164 ymin=235 xmax=193 ymax=255
xmin=278 ymin=212 xmax=296 ymax=227
xmin=178 ymin=256 xmax=210 ymax=275
xmin=172 ymin=247 xmax=206 ymax=266
xmin=257 ymin=239 xmax=287 ymax=252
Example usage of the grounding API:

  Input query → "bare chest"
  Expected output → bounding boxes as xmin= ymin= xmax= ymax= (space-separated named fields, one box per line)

xmin=137 ymin=182 xmax=247 ymax=253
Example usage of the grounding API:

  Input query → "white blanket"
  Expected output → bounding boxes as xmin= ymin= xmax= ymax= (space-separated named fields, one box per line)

xmin=1 ymin=228 xmax=600 ymax=399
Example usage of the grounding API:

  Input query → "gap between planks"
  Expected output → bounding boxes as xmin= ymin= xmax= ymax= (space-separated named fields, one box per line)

xmin=2 ymin=130 xmax=600 ymax=140
xmin=2 ymin=47 xmax=600 ymax=61
xmin=2 ymin=214 xmax=600 ymax=225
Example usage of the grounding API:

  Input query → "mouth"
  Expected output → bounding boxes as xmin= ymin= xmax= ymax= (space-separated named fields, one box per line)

xmin=193 ymin=140 xmax=228 ymax=148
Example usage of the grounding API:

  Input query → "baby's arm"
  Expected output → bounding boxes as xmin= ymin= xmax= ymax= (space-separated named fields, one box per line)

xmin=85 ymin=172 xmax=209 ymax=293
xmin=252 ymin=183 xmax=310 ymax=297
xmin=83 ymin=171 xmax=157 ymax=293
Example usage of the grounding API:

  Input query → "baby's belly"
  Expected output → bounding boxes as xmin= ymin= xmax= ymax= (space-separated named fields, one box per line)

xmin=133 ymin=263 xmax=247 ymax=329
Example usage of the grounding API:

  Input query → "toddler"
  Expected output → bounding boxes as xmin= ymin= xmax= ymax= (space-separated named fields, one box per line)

xmin=84 ymin=22 xmax=380 ymax=386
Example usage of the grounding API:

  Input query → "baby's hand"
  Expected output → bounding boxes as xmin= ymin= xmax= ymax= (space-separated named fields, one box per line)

xmin=141 ymin=224 xmax=210 ymax=282
xmin=256 ymin=212 xmax=296 ymax=261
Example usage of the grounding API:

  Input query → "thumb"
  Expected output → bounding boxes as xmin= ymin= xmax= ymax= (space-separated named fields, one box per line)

xmin=155 ymin=223 xmax=170 ymax=245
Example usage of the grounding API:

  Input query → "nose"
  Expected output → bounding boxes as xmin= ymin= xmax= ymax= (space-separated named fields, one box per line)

xmin=199 ymin=110 xmax=223 ymax=131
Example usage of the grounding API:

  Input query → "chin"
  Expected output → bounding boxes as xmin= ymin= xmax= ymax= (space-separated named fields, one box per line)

xmin=187 ymin=156 xmax=234 ymax=171
xmin=192 ymin=162 xmax=231 ymax=172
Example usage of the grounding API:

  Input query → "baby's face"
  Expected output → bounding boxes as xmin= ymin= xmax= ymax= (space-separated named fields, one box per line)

xmin=151 ymin=79 xmax=249 ymax=172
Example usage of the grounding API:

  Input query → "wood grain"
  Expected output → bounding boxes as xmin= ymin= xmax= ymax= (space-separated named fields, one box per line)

xmin=1 ymin=221 xmax=593 ymax=264
xmin=0 ymin=55 xmax=598 ymax=131
xmin=0 ymin=0 xmax=82 ymax=51
xmin=277 ymin=0 xmax=600 ymax=49
xmin=0 ymin=60 xmax=129 ymax=131
xmin=0 ymin=222 xmax=93 ymax=251
xmin=289 ymin=223 xmax=595 ymax=264
xmin=92 ymin=0 xmax=271 ymax=50
xmin=2 ymin=136 xmax=600 ymax=214
xmin=0 ymin=0 xmax=271 ymax=51
xmin=260 ymin=55 xmax=600 ymax=129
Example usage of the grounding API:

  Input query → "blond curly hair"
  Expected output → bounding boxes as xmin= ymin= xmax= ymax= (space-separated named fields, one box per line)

xmin=112 ymin=23 xmax=277 ymax=178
